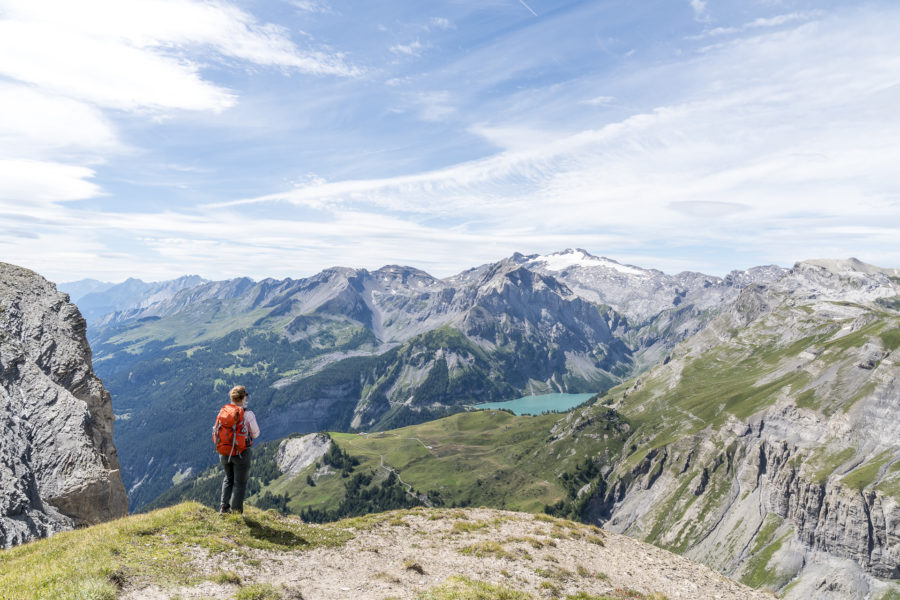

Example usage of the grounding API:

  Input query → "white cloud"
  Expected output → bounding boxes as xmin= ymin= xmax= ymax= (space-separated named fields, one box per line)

xmin=6 ymin=4 xmax=900 ymax=282
xmin=416 ymin=91 xmax=456 ymax=122
xmin=0 ymin=0 xmax=360 ymax=77
xmin=0 ymin=160 xmax=101 ymax=204
xmin=0 ymin=23 xmax=236 ymax=113
xmin=0 ymin=0 xmax=360 ymax=115
xmin=290 ymin=1 xmax=334 ymax=14
xmin=0 ymin=0 xmax=361 ymax=215
xmin=0 ymin=84 xmax=120 ymax=159
xmin=668 ymin=201 xmax=750 ymax=218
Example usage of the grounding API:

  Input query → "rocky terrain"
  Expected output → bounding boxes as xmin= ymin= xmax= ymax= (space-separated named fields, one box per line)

xmin=0 ymin=262 xmax=128 ymax=547
xmin=121 ymin=507 xmax=772 ymax=600
xmin=580 ymin=259 xmax=900 ymax=599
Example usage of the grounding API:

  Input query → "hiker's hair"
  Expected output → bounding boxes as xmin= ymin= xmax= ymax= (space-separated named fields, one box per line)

xmin=229 ymin=385 xmax=247 ymax=403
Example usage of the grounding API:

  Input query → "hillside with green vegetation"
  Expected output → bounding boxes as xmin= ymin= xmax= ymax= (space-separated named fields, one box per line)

xmin=99 ymin=316 xmax=606 ymax=508
xmin=147 ymin=407 xmax=631 ymax=521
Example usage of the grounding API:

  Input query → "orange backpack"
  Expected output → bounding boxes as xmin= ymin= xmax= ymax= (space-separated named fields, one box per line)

xmin=212 ymin=404 xmax=252 ymax=458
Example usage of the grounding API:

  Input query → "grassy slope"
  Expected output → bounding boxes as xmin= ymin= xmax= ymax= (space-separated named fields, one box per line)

xmin=266 ymin=408 xmax=628 ymax=515
xmin=0 ymin=503 xmax=351 ymax=600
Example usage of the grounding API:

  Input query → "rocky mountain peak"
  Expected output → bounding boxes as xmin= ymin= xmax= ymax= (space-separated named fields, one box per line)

xmin=723 ymin=264 xmax=787 ymax=288
xmin=780 ymin=258 xmax=900 ymax=303
xmin=372 ymin=264 xmax=444 ymax=290
xmin=801 ymin=257 xmax=900 ymax=278
xmin=475 ymin=259 xmax=575 ymax=299
xmin=0 ymin=262 xmax=128 ymax=547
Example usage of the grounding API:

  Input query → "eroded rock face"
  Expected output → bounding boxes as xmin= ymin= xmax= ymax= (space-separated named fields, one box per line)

xmin=0 ymin=262 xmax=128 ymax=547
xmin=756 ymin=439 xmax=900 ymax=580
xmin=276 ymin=433 xmax=331 ymax=475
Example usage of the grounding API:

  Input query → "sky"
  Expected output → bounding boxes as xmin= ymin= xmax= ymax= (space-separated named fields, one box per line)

xmin=1 ymin=0 xmax=899 ymax=284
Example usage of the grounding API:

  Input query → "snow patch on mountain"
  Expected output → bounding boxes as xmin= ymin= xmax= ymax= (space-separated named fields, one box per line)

xmin=529 ymin=248 xmax=648 ymax=277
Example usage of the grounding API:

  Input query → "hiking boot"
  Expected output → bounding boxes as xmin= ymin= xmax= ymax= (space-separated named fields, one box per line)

xmin=219 ymin=506 xmax=231 ymax=514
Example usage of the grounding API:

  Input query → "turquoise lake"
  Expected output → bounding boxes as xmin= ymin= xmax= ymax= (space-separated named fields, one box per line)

xmin=473 ymin=392 xmax=596 ymax=415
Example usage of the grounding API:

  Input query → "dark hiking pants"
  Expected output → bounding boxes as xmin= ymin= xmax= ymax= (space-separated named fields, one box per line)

xmin=220 ymin=448 xmax=252 ymax=513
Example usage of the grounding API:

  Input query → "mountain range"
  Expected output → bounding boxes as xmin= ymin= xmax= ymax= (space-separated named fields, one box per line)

xmin=73 ymin=250 xmax=783 ymax=507
xmin=56 ymin=250 xmax=900 ymax=599
xmin=58 ymin=275 xmax=207 ymax=323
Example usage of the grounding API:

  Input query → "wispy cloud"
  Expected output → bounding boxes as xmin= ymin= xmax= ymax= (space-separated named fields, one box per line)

xmin=690 ymin=0 xmax=711 ymax=23
xmin=290 ymin=0 xmax=334 ymax=15
xmin=4 ymin=3 xmax=900 ymax=283
xmin=0 ymin=1 xmax=361 ymax=112
xmin=690 ymin=12 xmax=816 ymax=39
xmin=188 ymin=7 xmax=900 ymax=274
xmin=0 ymin=83 xmax=120 ymax=158
xmin=429 ymin=17 xmax=454 ymax=31
xmin=0 ymin=160 xmax=101 ymax=205
xmin=390 ymin=40 xmax=425 ymax=56
xmin=582 ymin=95 xmax=617 ymax=106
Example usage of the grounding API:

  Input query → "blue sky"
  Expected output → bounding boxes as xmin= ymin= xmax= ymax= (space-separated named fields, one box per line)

xmin=1 ymin=0 xmax=898 ymax=283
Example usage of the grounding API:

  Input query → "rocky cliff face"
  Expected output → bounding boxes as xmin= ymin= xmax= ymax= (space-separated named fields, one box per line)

xmin=0 ymin=262 xmax=128 ymax=547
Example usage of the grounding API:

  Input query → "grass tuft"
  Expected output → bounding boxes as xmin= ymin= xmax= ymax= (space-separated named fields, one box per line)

xmin=417 ymin=575 xmax=532 ymax=599
xmin=534 ymin=566 xmax=573 ymax=581
xmin=213 ymin=570 xmax=242 ymax=585
xmin=458 ymin=541 xmax=511 ymax=559
xmin=235 ymin=583 xmax=283 ymax=600
xmin=451 ymin=520 xmax=489 ymax=534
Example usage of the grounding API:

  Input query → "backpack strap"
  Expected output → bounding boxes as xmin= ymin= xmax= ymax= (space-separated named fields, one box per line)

xmin=228 ymin=406 xmax=245 ymax=462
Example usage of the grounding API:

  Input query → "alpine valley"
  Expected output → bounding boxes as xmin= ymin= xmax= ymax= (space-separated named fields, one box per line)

xmin=65 ymin=249 xmax=900 ymax=599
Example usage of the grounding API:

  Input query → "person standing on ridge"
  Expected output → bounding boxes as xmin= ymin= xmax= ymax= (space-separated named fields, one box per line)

xmin=214 ymin=385 xmax=260 ymax=514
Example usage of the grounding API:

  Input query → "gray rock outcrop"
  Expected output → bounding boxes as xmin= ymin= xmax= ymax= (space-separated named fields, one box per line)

xmin=0 ymin=262 xmax=128 ymax=547
xmin=276 ymin=433 xmax=331 ymax=475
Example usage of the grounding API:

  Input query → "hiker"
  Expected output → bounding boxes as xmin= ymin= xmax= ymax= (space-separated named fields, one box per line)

xmin=214 ymin=385 xmax=260 ymax=514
